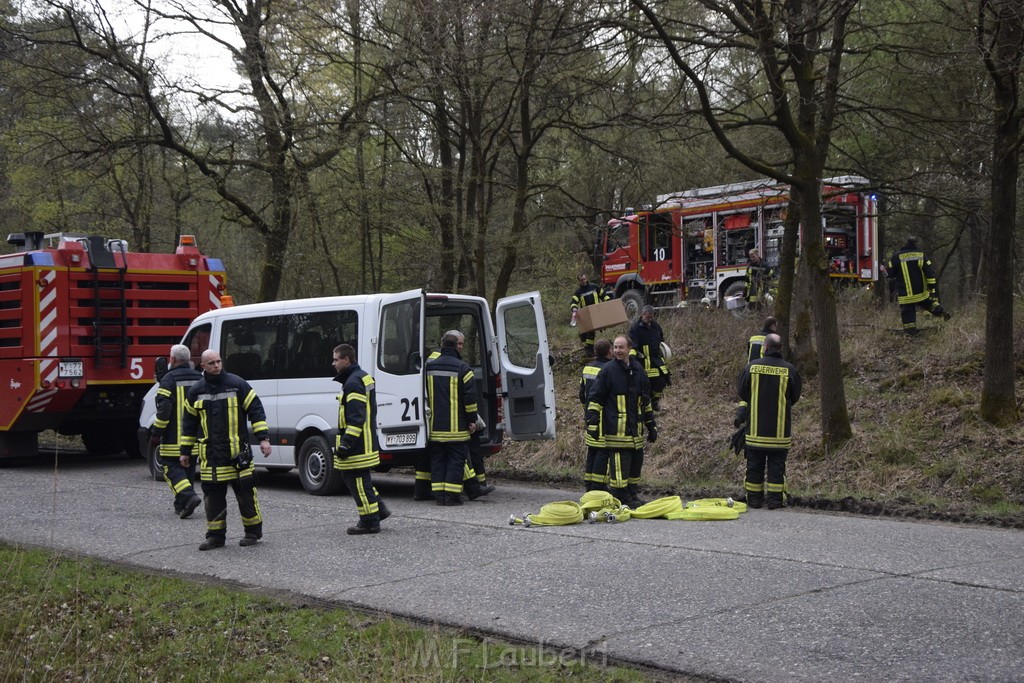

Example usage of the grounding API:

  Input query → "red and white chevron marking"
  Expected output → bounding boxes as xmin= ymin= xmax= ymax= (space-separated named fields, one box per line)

xmin=26 ymin=270 xmax=59 ymax=413
xmin=209 ymin=274 xmax=223 ymax=309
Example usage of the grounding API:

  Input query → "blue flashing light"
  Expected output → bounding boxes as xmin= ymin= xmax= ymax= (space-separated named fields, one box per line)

xmin=206 ymin=258 xmax=226 ymax=272
xmin=26 ymin=252 xmax=55 ymax=266
xmin=869 ymin=194 xmax=878 ymax=201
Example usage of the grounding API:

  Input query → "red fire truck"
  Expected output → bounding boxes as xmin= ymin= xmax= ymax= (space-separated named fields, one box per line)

xmin=598 ymin=176 xmax=879 ymax=318
xmin=0 ymin=232 xmax=227 ymax=458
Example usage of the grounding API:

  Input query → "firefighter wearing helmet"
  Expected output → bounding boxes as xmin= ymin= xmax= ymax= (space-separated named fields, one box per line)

xmin=628 ymin=305 xmax=670 ymax=411
xmin=570 ymin=273 xmax=610 ymax=357
xmin=884 ymin=236 xmax=951 ymax=335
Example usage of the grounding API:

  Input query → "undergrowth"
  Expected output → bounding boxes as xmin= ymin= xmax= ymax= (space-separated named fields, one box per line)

xmin=494 ymin=293 xmax=1024 ymax=525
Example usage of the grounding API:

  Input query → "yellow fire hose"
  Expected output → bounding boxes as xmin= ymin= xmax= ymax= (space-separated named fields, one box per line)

xmin=509 ymin=495 xmax=747 ymax=527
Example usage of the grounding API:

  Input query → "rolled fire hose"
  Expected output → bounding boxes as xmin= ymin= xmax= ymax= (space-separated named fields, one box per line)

xmin=508 ymin=500 xmax=584 ymax=527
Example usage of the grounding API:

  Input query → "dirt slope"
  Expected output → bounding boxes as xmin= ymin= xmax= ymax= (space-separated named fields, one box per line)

xmin=493 ymin=292 xmax=1024 ymax=527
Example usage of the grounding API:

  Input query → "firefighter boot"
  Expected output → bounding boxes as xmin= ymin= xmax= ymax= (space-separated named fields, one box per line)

xmin=199 ymin=536 xmax=225 ymax=551
xmin=377 ymin=499 xmax=391 ymax=521
xmin=466 ymin=482 xmax=496 ymax=500
xmin=179 ymin=493 xmax=202 ymax=520
xmin=413 ymin=479 xmax=435 ymax=502
xmin=745 ymin=492 xmax=764 ymax=509
xmin=765 ymin=493 xmax=785 ymax=510
xmin=347 ymin=513 xmax=381 ymax=535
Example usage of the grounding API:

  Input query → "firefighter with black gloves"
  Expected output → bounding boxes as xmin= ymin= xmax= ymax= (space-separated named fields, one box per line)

xmin=579 ymin=338 xmax=613 ymax=491
xmin=629 ymin=305 xmax=670 ymax=410
xmin=586 ymin=335 xmax=654 ymax=508
xmin=332 ymin=344 xmax=390 ymax=535
xmin=736 ymin=333 xmax=801 ymax=509
xmin=425 ymin=331 xmax=479 ymax=506
xmin=571 ymin=273 xmax=610 ymax=357
xmin=181 ymin=349 xmax=272 ymax=550
xmin=151 ymin=344 xmax=203 ymax=519
xmin=744 ymin=248 xmax=775 ymax=308
xmin=885 ymin=235 xmax=951 ymax=335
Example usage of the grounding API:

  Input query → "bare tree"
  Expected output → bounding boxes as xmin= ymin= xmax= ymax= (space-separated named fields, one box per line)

xmin=977 ymin=0 xmax=1024 ymax=425
xmin=630 ymin=0 xmax=864 ymax=446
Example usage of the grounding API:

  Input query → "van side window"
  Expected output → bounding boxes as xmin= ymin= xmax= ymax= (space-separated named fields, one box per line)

xmin=379 ymin=298 xmax=420 ymax=376
xmin=501 ymin=303 xmax=539 ymax=369
xmin=183 ymin=323 xmax=212 ymax=369
xmin=283 ymin=310 xmax=359 ymax=379
xmin=222 ymin=316 xmax=279 ymax=380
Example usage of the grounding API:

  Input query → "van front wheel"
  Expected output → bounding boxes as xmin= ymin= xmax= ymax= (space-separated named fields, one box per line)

xmin=297 ymin=435 xmax=346 ymax=496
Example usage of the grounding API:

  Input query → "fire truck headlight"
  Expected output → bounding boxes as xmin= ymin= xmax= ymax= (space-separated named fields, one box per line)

xmin=40 ymin=379 xmax=51 ymax=389
xmin=70 ymin=379 xmax=81 ymax=389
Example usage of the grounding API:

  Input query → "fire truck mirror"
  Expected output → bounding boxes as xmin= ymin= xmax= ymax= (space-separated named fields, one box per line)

xmin=154 ymin=356 xmax=168 ymax=382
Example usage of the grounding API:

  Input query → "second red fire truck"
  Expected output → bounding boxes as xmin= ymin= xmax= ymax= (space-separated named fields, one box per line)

xmin=0 ymin=232 xmax=227 ymax=458
xmin=598 ymin=176 xmax=879 ymax=318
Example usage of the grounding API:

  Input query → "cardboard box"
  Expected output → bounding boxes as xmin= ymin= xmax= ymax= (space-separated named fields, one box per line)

xmin=576 ymin=299 xmax=629 ymax=333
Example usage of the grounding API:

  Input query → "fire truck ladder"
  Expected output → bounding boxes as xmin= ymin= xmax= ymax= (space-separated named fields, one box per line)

xmin=84 ymin=236 xmax=129 ymax=368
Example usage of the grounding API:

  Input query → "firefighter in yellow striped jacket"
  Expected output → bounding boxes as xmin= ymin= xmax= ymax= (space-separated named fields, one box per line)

xmin=735 ymin=333 xmax=801 ymax=509
xmin=425 ymin=331 xmax=479 ymax=506
xmin=332 ymin=343 xmax=390 ymax=535
xmin=151 ymin=344 xmax=203 ymax=519
xmin=586 ymin=335 xmax=656 ymax=507
xmin=571 ymin=273 xmax=610 ymax=356
xmin=885 ymin=236 xmax=951 ymax=334
xmin=579 ymin=338 xmax=612 ymax=491
xmin=181 ymin=349 xmax=271 ymax=551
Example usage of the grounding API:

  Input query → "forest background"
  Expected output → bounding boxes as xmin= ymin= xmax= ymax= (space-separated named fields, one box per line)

xmin=1 ymin=1 xmax=1023 ymax=519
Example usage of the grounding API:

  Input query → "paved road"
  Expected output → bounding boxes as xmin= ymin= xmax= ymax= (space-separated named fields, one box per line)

xmin=1 ymin=454 xmax=1022 ymax=682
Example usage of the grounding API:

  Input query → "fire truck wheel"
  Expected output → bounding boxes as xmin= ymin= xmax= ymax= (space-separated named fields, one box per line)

xmin=297 ymin=435 xmax=347 ymax=496
xmin=621 ymin=289 xmax=645 ymax=322
xmin=148 ymin=443 xmax=164 ymax=481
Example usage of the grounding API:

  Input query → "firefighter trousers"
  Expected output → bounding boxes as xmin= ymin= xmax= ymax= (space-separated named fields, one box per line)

xmin=414 ymin=451 xmax=433 ymax=500
xmin=158 ymin=454 xmax=198 ymax=512
xmin=744 ymin=446 xmax=787 ymax=507
xmin=201 ymin=475 xmax=262 ymax=541
xmin=578 ymin=331 xmax=596 ymax=355
xmin=340 ymin=468 xmax=380 ymax=526
xmin=628 ymin=448 xmax=644 ymax=498
xmin=597 ymin=448 xmax=635 ymax=501
xmin=899 ymin=297 xmax=947 ymax=333
xmin=430 ymin=441 xmax=468 ymax=500
xmin=583 ymin=445 xmax=607 ymax=490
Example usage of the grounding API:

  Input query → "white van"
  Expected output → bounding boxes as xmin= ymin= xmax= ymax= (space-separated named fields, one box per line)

xmin=137 ymin=288 xmax=555 ymax=495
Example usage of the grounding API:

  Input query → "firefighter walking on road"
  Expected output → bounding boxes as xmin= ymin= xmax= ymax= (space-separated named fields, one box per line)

xmin=150 ymin=344 xmax=203 ymax=519
xmin=425 ymin=331 xmax=479 ymax=506
xmin=885 ymin=236 xmax=951 ymax=335
xmin=571 ymin=273 xmax=610 ymax=357
xmin=331 ymin=344 xmax=390 ymax=535
xmin=735 ymin=333 xmax=801 ymax=509
xmin=586 ymin=335 xmax=656 ymax=507
xmin=629 ymin=305 xmax=670 ymax=411
xmin=579 ymin=338 xmax=612 ymax=491
xmin=181 ymin=349 xmax=272 ymax=550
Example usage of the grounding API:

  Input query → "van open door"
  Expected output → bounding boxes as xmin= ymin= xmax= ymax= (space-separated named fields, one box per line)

xmin=495 ymin=291 xmax=556 ymax=440
xmin=374 ymin=288 xmax=427 ymax=453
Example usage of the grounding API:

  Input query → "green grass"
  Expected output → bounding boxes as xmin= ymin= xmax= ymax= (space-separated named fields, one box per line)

xmin=0 ymin=544 xmax=649 ymax=682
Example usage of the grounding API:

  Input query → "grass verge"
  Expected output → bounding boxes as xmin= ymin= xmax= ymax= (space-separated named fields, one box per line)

xmin=0 ymin=543 xmax=651 ymax=682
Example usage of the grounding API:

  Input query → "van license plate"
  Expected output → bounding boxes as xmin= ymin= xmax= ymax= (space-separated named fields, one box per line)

xmin=59 ymin=361 xmax=83 ymax=378
xmin=385 ymin=433 xmax=417 ymax=447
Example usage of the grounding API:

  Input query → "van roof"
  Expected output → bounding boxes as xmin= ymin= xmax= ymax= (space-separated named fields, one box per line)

xmin=191 ymin=292 xmax=485 ymax=324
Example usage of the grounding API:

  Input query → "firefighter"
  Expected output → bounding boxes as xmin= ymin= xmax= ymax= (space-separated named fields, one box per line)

xmin=735 ymin=333 xmax=801 ymax=509
xmin=181 ymin=349 xmax=272 ymax=550
xmin=571 ymin=273 xmax=610 ymax=357
xmin=746 ymin=316 xmax=778 ymax=363
xmin=586 ymin=335 xmax=656 ymax=507
xmin=150 ymin=344 xmax=203 ymax=519
xmin=885 ymin=236 xmax=951 ymax=335
xmin=579 ymin=338 xmax=612 ymax=491
xmin=744 ymin=248 xmax=774 ymax=309
xmin=331 ymin=344 xmax=390 ymax=535
xmin=425 ymin=331 xmax=479 ymax=506
xmin=629 ymin=305 xmax=670 ymax=411
xmin=414 ymin=331 xmax=493 ymax=501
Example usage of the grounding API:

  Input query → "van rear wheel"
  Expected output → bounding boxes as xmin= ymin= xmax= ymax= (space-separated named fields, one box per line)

xmin=297 ymin=435 xmax=346 ymax=496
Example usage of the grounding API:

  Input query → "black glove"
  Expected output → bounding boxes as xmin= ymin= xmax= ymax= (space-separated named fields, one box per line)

xmin=646 ymin=423 xmax=658 ymax=443
xmin=232 ymin=449 xmax=253 ymax=469
xmin=734 ymin=405 xmax=749 ymax=428
xmin=729 ymin=427 xmax=746 ymax=455
xmin=336 ymin=436 xmax=357 ymax=457
xmin=664 ymin=370 xmax=672 ymax=387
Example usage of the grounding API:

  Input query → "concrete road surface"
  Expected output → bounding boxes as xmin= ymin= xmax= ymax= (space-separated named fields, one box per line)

xmin=1 ymin=454 xmax=1022 ymax=682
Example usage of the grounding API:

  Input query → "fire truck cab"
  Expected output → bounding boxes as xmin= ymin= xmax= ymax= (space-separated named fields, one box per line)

xmin=0 ymin=231 xmax=226 ymax=458
xmin=599 ymin=176 xmax=879 ymax=318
